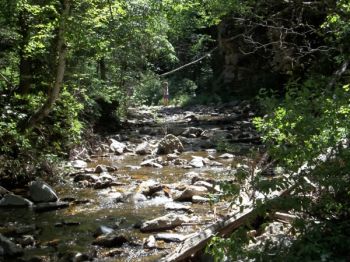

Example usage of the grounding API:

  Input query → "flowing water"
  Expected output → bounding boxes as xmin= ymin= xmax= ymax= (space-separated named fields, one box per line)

xmin=0 ymin=105 xmax=260 ymax=261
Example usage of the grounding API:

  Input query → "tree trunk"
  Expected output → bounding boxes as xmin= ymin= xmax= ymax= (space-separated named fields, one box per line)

xmin=99 ymin=58 xmax=106 ymax=80
xmin=24 ymin=0 xmax=70 ymax=130
xmin=17 ymin=10 xmax=31 ymax=95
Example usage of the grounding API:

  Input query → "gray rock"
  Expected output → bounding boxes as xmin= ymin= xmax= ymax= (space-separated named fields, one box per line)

xmin=29 ymin=181 xmax=58 ymax=203
xmin=71 ymin=160 xmax=87 ymax=169
xmin=135 ymin=142 xmax=151 ymax=155
xmin=155 ymin=233 xmax=187 ymax=242
xmin=0 ymin=194 xmax=33 ymax=207
xmin=157 ymin=134 xmax=184 ymax=155
xmin=92 ymin=233 xmax=128 ymax=247
xmin=174 ymin=185 xmax=209 ymax=201
xmin=0 ymin=234 xmax=23 ymax=257
xmin=140 ymin=213 xmax=189 ymax=232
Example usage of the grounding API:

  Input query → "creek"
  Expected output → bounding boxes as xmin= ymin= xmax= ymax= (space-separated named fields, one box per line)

xmin=0 ymin=103 xmax=261 ymax=262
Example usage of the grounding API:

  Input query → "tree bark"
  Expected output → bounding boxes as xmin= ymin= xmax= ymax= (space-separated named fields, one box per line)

xmin=24 ymin=0 xmax=70 ymax=130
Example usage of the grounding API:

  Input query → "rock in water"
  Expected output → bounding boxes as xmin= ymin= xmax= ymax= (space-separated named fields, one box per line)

xmin=135 ymin=142 xmax=151 ymax=155
xmin=157 ymin=134 xmax=184 ymax=155
xmin=0 ymin=234 xmax=23 ymax=257
xmin=0 ymin=194 xmax=33 ymax=207
xmin=29 ymin=181 xmax=58 ymax=202
xmin=109 ymin=139 xmax=126 ymax=155
xmin=71 ymin=160 xmax=87 ymax=169
xmin=0 ymin=186 xmax=10 ymax=198
xmin=182 ymin=127 xmax=203 ymax=138
xmin=155 ymin=233 xmax=187 ymax=242
xmin=144 ymin=235 xmax=156 ymax=249
xmin=140 ymin=213 xmax=189 ymax=232
xmin=189 ymin=157 xmax=205 ymax=168
xmin=92 ymin=233 xmax=129 ymax=247
xmin=219 ymin=153 xmax=234 ymax=159
xmin=174 ymin=185 xmax=208 ymax=201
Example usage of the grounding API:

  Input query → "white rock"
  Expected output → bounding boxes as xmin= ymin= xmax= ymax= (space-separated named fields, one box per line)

xmin=192 ymin=195 xmax=210 ymax=203
xmin=155 ymin=233 xmax=187 ymax=242
xmin=71 ymin=160 xmax=87 ymax=169
xmin=164 ymin=202 xmax=192 ymax=212
xmin=140 ymin=213 xmax=189 ymax=232
xmin=109 ymin=139 xmax=126 ymax=155
xmin=219 ymin=153 xmax=234 ymax=159
xmin=189 ymin=157 xmax=205 ymax=168
xmin=140 ymin=159 xmax=163 ymax=168
xmin=144 ymin=235 xmax=156 ymax=249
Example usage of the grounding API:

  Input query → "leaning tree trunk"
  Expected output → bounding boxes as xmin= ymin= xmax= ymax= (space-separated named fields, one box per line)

xmin=25 ymin=0 xmax=70 ymax=130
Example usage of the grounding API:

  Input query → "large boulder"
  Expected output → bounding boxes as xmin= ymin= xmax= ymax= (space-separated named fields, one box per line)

xmin=29 ymin=181 xmax=58 ymax=203
xmin=157 ymin=134 xmax=184 ymax=155
xmin=140 ymin=213 xmax=190 ymax=232
xmin=0 ymin=194 xmax=33 ymax=207
xmin=0 ymin=234 xmax=23 ymax=257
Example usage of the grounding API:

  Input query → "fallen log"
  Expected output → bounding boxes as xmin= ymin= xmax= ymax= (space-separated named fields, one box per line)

xmin=159 ymin=206 xmax=255 ymax=262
